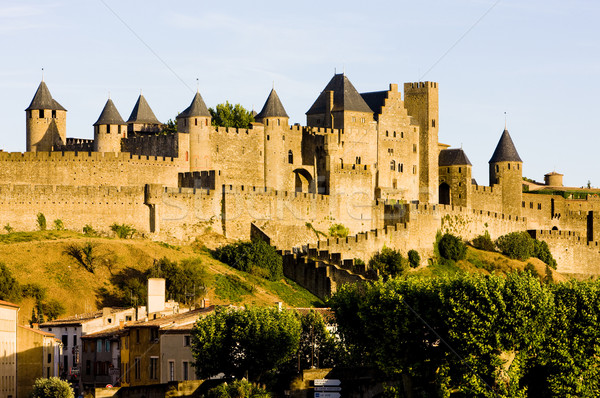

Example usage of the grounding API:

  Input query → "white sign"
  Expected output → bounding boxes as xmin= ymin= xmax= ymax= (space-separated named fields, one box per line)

xmin=314 ymin=379 xmax=341 ymax=387
xmin=315 ymin=387 xmax=341 ymax=392
xmin=314 ymin=393 xmax=340 ymax=398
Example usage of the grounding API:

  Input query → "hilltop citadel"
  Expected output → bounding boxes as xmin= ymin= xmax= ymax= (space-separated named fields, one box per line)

xmin=6 ymin=73 xmax=600 ymax=296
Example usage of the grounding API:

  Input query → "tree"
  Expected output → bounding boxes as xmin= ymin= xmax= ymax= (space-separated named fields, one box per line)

xmin=162 ymin=118 xmax=177 ymax=134
xmin=438 ymin=233 xmax=467 ymax=261
xmin=191 ymin=307 xmax=301 ymax=382
xmin=368 ymin=247 xmax=407 ymax=280
xmin=0 ymin=262 xmax=20 ymax=302
xmin=37 ymin=212 xmax=47 ymax=231
xmin=148 ymin=257 xmax=207 ymax=303
xmin=209 ymin=101 xmax=254 ymax=128
xmin=31 ymin=377 xmax=74 ymax=398
xmin=213 ymin=240 xmax=283 ymax=281
xmin=329 ymin=223 xmax=349 ymax=238
xmin=206 ymin=379 xmax=270 ymax=398
xmin=407 ymin=250 xmax=421 ymax=268
xmin=495 ymin=231 xmax=535 ymax=261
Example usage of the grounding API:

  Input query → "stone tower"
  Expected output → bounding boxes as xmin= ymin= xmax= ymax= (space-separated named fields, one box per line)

xmin=93 ymin=98 xmax=126 ymax=152
xmin=403 ymin=82 xmax=439 ymax=204
xmin=176 ymin=91 xmax=211 ymax=170
xmin=126 ymin=94 xmax=161 ymax=135
xmin=438 ymin=148 xmax=472 ymax=208
xmin=255 ymin=89 xmax=289 ymax=189
xmin=489 ymin=129 xmax=523 ymax=216
xmin=25 ymin=81 xmax=67 ymax=152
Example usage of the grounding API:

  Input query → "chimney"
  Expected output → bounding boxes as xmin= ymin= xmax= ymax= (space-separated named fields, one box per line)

xmin=147 ymin=278 xmax=166 ymax=315
xmin=202 ymin=298 xmax=210 ymax=309
xmin=32 ymin=323 xmax=39 ymax=329
xmin=119 ymin=320 xmax=125 ymax=330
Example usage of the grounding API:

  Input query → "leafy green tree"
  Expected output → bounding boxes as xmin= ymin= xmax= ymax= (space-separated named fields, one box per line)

xmin=213 ymin=240 xmax=282 ymax=281
xmin=148 ymin=257 xmax=206 ymax=303
xmin=209 ymin=101 xmax=255 ymax=128
xmin=495 ymin=231 xmax=534 ymax=260
xmin=191 ymin=307 xmax=301 ymax=382
xmin=0 ymin=263 xmax=20 ymax=302
xmin=37 ymin=212 xmax=47 ymax=231
xmin=162 ymin=118 xmax=177 ymax=134
xmin=407 ymin=250 xmax=421 ymax=268
xmin=31 ymin=377 xmax=74 ymax=398
xmin=294 ymin=310 xmax=337 ymax=371
xmin=42 ymin=299 xmax=66 ymax=321
xmin=533 ymin=239 xmax=557 ymax=269
xmin=328 ymin=223 xmax=349 ymax=238
xmin=368 ymin=247 xmax=407 ymax=280
xmin=206 ymin=379 xmax=270 ymax=398
xmin=438 ymin=233 xmax=467 ymax=261
xmin=110 ymin=223 xmax=136 ymax=239
xmin=472 ymin=231 xmax=495 ymax=252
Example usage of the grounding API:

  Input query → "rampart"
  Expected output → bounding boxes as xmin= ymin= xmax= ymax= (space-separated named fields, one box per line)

xmin=178 ymin=171 xmax=218 ymax=190
xmin=122 ymin=134 xmax=179 ymax=158
xmin=59 ymin=138 xmax=94 ymax=152
xmin=0 ymin=151 xmax=186 ymax=187
xmin=529 ymin=229 xmax=600 ymax=275
xmin=470 ymin=185 xmax=502 ymax=213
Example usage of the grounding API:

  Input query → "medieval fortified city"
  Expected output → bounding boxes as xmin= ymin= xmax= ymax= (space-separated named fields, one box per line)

xmin=2 ymin=2 xmax=600 ymax=398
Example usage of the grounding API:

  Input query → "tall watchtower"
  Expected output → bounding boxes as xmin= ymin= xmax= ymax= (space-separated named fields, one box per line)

xmin=93 ymin=98 xmax=126 ymax=152
xmin=255 ymin=88 xmax=289 ymax=189
xmin=25 ymin=81 xmax=67 ymax=152
xmin=489 ymin=129 xmax=523 ymax=216
xmin=403 ymin=82 xmax=439 ymax=204
xmin=176 ymin=91 xmax=211 ymax=170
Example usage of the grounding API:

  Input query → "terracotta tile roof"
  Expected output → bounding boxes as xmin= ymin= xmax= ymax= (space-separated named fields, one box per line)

xmin=40 ymin=308 xmax=129 ymax=327
xmin=18 ymin=325 xmax=56 ymax=337
xmin=0 ymin=299 xmax=19 ymax=308
xmin=125 ymin=306 xmax=214 ymax=329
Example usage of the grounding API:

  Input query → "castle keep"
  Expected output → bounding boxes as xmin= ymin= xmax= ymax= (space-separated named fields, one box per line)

xmin=7 ymin=74 xmax=600 ymax=295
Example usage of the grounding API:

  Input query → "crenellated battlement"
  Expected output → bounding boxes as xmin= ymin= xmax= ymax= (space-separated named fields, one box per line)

xmin=404 ymin=81 xmax=438 ymax=90
xmin=0 ymin=151 xmax=178 ymax=163
xmin=221 ymin=184 xmax=329 ymax=202
xmin=213 ymin=125 xmax=261 ymax=135
xmin=332 ymin=163 xmax=371 ymax=174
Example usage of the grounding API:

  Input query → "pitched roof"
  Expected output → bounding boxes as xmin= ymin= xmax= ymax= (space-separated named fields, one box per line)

xmin=439 ymin=148 xmax=472 ymax=167
xmin=94 ymin=99 xmax=126 ymax=126
xmin=0 ymin=299 xmax=19 ymax=309
xmin=489 ymin=129 xmax=522 ymax=163
xmin=256 ymin=89 xmax=289 ymax=119
xmin=40 ymin=308 xmax=129 ymax=327
xmin=126 ymin=94 xmax=161 ymax=124
xmin=25 ymin=81 xmax=66 ymax=111
xmin=360 ymin=91 xmax=387 ymax=115
xmin=306 ymin=74 xmax=374 ymax=115
xmin=18 ymin=325 xmax=56 ymax=337
xmin=177 ymin=91 xmax=210 ymax=118
xmin=125 ymin=306 xmax=214 ymax=329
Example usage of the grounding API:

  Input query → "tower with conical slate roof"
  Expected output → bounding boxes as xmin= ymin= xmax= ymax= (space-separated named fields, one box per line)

xmin=176 ymin=91 xmax=211 ymax=170
xmin=93 ymin=98 xmax=127 ymax=152
xmin=439 ymin=148 xmax=472 ymax=208
xmin=489 ymin=128 xmax=523 ymax=216
xmin=126 ymin=94 xmax=162 ymax=135
xmin=256 ymin=89 xmax=290 ymax=188
xmin=403 ymin=81 xmax=439 ymax=204
xmin=25 ymin=81 xmax=67 ymax=152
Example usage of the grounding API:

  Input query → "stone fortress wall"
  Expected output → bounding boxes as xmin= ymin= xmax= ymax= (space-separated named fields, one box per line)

xmin=3 ymin=75 xmax=600 ymax=297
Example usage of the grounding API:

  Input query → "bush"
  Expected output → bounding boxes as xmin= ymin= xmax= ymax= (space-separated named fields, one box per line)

xmin=206 ymin=379 xmax=270 ymax=398
xmin=53 ymin=219 xmax=64 ymax=231
xmin=31 ymin=377 xmax=74 ymax=398
xmin=369 ymin=247 xmax=407 ymax=279
xmin=408 ymin=250 xmax=421 ymax=268
xmin=110 ymin=223 xmax=136 ymax=239
xmin=64 ymin=242 xmax=97 ymax=273
xmin=495 ymin=232 xmax=534 ymax=260
xmin=329 ymin=223 xmax=349 ymax=238
xmin=472 ymin=231 xmax=495 ymax=252
xmin=438 ymin=233 xmax=467 ymax=261
xmin=533 ymin=240 xmax=557 ymax=269
xmin=213 ymin=240 xmax=283 ymax=281
xmin=82 ymin=224 xmax=96 ymax=236
xmin=42 ymin=299 xmax=66 ymax=321
xmin=4 ymin=224 xmax=13 ymax=234
xmin=36 ymin=213 xmax=47 ymax=231
xmin=0 ymin=263 xmax=21 ymax=302
xmin=22 ymin=283 xmax=46 ymax=301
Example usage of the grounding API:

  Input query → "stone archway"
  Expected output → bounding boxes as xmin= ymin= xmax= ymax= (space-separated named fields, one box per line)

xmin=293 ymin=168 xmax=314 ymax=193
xmin=439 ymin=183 xmax=450 ymax=205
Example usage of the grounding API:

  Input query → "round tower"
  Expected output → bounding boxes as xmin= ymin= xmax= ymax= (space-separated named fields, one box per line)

xmin=176 ymin=91 xmax=211 ymax=170
xmin=255 ymin=88 xmax=289 ymax=189
xmin=93 ymin=98 xmax=127 ymax=152
xmin=489 ymin=129 xmax=523 ymax=216
xmin=25 ymin=81 xmax=67 ymax=152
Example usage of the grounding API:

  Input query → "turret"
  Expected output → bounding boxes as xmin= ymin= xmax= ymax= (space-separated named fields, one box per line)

xmin=176 ymin=91 xmax=211 ymax=170
xmin=438 ymin=148 xmax=472 ymax=208
xmin=489 ymin=129 xmax=523 ymax=216
xmin=256 ymin=89 xmax=289 ymax=189
xmin=126 ymin=94 xmax=161 ymax=134
xmin=404 ymin=81 xmax=439 ymax=204
xmin=93 ymin=98 xmax=126 ymax=152
xmin=25 ymin=81 xmax=67 ymax=152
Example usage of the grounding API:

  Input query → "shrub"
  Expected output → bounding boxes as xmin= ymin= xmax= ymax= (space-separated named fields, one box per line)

xmin=533 ymin=239 xmax=557 ymax=269
xmin=42 ymin=299 xmax=66 ymax=321
xmin=36 ymin=213 xmax=47 ymax=231
xmin=31 ymin=377 xmax=74 ymax=398
xmin=206 ymin=379 xmax=270 ymax=398
xmin=329 ymin=223 xmax=349 ymax=238
xmin=64 ymin=242 xmax=97 ymax=273
xmin=53 ymin=219 xmax=64 ymax=231
xmin=438 ymin=233 xmax=467 ymax=261
xmin=110 ymin=223 xmax=136 ymax=239
xmin=369 ymin=247 xmax=407 ymax=279
xmin=0 ymin=263 xmax=21 ymax=302
xmin=472 ymin=231 xmax=495 ymax=252
xmin=22 ymin=283 xmax=46 ymax=301
xmin=82 ymin=224 xmax=96 ymax=236
xmin=213 ymin=240 xmax=283 ymax=281
xmin=495 ymin=232 xmax=534 ymax=260
xmin=3 ymin=224 xmax=13 ymax=234
xmin=524 ymin=262 xmax=540 ymax=278
xmin=408 ymin=250 xmax=421 ymax=268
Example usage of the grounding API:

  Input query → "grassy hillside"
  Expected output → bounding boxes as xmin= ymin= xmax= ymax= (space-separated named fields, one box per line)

xmin=0 ymin=231 xmax=322 ymax=325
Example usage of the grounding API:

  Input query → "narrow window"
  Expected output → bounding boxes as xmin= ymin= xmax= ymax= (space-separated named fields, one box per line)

xmin=266 ymin=135 xmax=270 ymax=141
xmin=288 ymin=151 xmax=293 ymax=164
xmin=184 ymin=119 xmax=187 ymax=127
xmin=386 ymin=131 xmax=389 ymax=137
xmin=205 ymin=119 xmax=208 ymax=126
xmin=458 ymin=167 xmax=462 ymax=173
xmin=496 ymin=165 xmax=499 ymax=172
xmin=400 ymin=164 xmax=403 ymax=173
xmin=508 ymin=163 xmax=511 ymax=170
xmin=195 ymin=118 xmax=197 ymax=126
xmin=184 ymin=336 xmax=191 ymax=347
xmin=538 ymin=203 xmax=542 ymax=210
xmin=183 ymin=362 xmax=189 ymax=381
xmin=169 ymin=361 xmax=175 ymax=381
xmin=277 ymin=119 xmax=280 ymax=126
xmin=150 ymin=357 xmax=159 ymax=379
xmin=393 ymin=131 xmax=396 ymax=138
xmin=266 ymin=119 xmax=269 ymax=126
xmin=413 ymin=144 xmax=417 ymax=153
xmin=134 ymin=357 xmax=141 ymax=379
xmin=401 ymin=131 xmax=404 ymax=138
xmin=447 ymin=167 xmax=450 ymax=173
xmin=52 ymin=110 xmax=56 ymax=118
xmin=432 ymin=119 xmax=436 ymax=128
xmin=413 ymin=165 xmax=417 ymax=174
xmin=390 ymin=160 xmax=396 ymax=170
xmin=73 ymin=335 xmax=77 ymax=347
xmin=39 ymin=109 xmax=44 ymax=118
xmin=522 ymin=201 xmax=525 ymax=208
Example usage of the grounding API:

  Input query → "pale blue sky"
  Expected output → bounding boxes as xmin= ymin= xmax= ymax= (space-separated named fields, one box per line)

xmin=0 ymin=0 xmax=598 ymax=187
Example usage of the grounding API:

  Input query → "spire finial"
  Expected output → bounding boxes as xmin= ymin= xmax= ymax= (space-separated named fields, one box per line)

xmin=504 ymin=111 xmax=507 ymax=129
xmin=334 ymin=67 xmax=336 ymax=75
xmin=108 ymin=90 xmax=111 ymax=99
xmin=196 ymin=78 xmax=199 ymax=93
xmin=343 ymin=65 xmax=345 ymax=76
xmin=272 ymin=80 xmax=275 ymax=90
xmin=140 ymin=88 xmax=142 ymax=95
xmin=41 ymin=67 xmax=44 ymax=82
